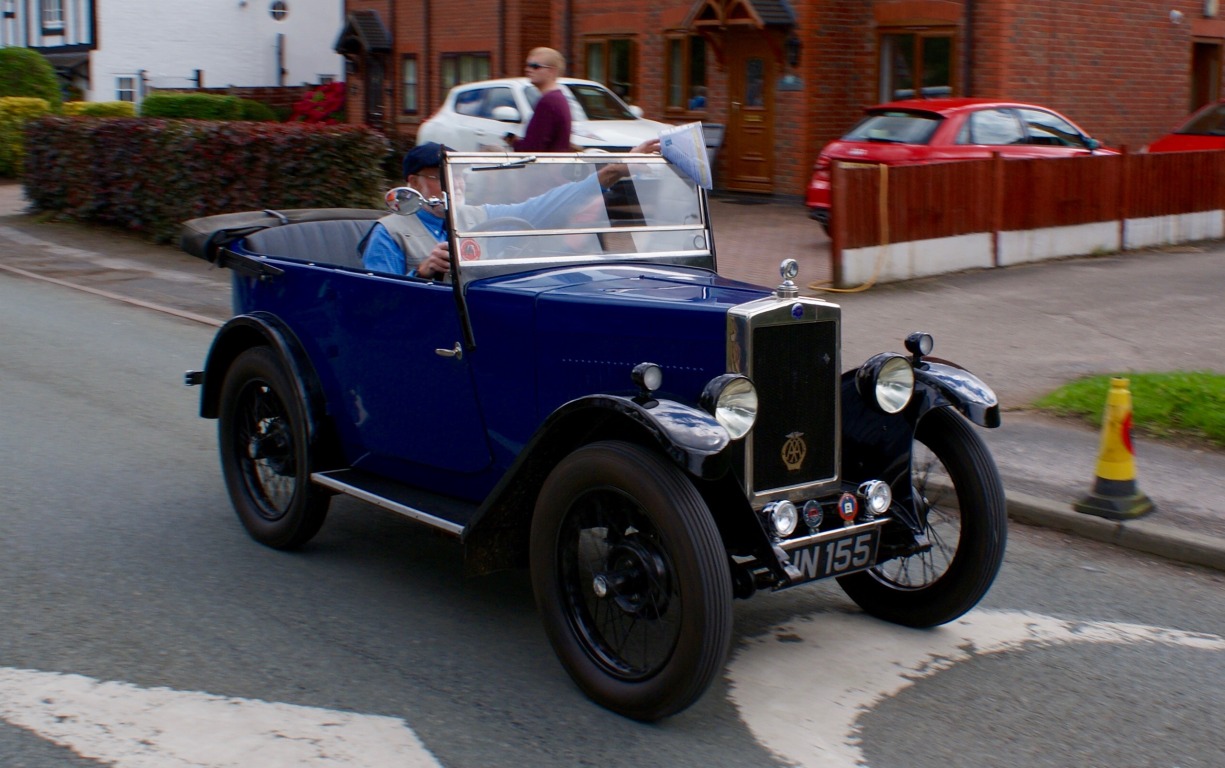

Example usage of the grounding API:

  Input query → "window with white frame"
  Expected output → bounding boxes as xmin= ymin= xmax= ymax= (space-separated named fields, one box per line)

xmin=41 ymin=0 xmax=64 ymax=32
xmin=116 ymin=76 xmax=137 ymax=103
xmin=402 ymin=55 xmax=418 ymax=114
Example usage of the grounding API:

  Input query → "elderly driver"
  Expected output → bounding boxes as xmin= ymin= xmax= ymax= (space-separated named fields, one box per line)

xmin=361 ymin=139 xmax=660 ymax=280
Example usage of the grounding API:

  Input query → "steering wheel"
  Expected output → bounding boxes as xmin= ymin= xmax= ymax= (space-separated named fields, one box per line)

xmin=469 ymin=216 xmax=536 ymax=260
xmin=471 ymin=216 xmax=536 ymax=233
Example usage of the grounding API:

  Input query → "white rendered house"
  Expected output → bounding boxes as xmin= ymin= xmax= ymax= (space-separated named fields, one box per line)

xmin=2 ymin=0 xmax=343 ymax=103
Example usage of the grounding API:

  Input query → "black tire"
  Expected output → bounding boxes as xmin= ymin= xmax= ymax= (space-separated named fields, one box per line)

xmin=837 ymin=407 xmax=1006 ymax=628
xmin=530 ymin=441 xmax=733 ymax=721
xmin=218 ymin=346 xmax=329 ymax=549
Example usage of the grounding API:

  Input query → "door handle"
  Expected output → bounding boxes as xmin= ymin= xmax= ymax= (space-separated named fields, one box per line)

xmin=436 ymin=342 xmax=463 ymax=360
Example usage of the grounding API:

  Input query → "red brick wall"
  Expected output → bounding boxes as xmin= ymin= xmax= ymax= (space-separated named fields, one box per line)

xmin=972 ymin=0 xmax=1206 ymax=150
xmin=344 ymin=0 xmax=1225 ymax=194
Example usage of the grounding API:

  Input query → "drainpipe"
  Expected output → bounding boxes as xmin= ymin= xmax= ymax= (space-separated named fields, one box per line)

xmin=963 ymin=0 xmax=975 ymax=96
xmin=498 ymin=0 xmax=505 ymax=75
xmin=563 ymin=0 xmax=573 ymax=74
xmin=389 ymin=0 xmax=396 ymax=119
xmin=424 ymin=0 xmax=432 ymax=112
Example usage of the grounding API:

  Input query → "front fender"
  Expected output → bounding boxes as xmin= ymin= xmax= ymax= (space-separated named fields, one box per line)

xmin=913 ymin=358 xmax=1001 ymax=428
xmin=841 ymin=358 xmax=998 ymax=533
xmin=462 ymin=394 xmax=736 ymax=576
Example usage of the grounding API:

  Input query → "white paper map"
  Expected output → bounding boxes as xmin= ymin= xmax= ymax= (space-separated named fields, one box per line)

xmin=660 ymin=121 xmax=713 ymax=190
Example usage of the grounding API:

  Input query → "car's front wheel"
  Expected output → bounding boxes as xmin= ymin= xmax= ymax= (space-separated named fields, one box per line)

xmin=218 ymin=346 xmax=329 ymax=549
xmin=837 ymin=407 xmax=1006 ymax=627
xmin=530 ymin=441 xmax=732 ymax=721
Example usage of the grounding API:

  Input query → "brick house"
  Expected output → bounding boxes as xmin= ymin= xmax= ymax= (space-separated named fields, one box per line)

xmin=337 ymin=0 xmax=1225 ymax=196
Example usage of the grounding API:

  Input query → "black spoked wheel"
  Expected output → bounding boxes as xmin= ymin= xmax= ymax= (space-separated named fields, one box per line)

xmin=531 ymin=441 xmax=732 ymax=721
xmin=838 ymin=407 xmax=1006 ymax=628
xmin=218 ymin=347 xmax=329 ymax=550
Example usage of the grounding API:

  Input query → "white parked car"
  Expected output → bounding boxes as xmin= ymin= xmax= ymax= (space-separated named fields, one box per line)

xmin=417 ymin=77 xmax=668 ymax=152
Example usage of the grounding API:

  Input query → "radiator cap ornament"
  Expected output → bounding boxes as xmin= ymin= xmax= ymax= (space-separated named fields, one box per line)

xmin=776 ymin=259 xmax=800 ymax=299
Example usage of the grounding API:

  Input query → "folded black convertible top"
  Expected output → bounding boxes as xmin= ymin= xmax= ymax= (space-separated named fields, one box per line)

xmin=180 ymin=208 xmax=384 ymax=262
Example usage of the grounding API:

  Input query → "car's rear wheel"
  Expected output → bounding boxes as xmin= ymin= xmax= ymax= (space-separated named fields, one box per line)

xmin=837 ymin=407 xmax=1006 ymax=627
xmin=218 ymin=346 xmax=329 ymax=549
xmin=531 ymin=441 xmax=732 ymax=721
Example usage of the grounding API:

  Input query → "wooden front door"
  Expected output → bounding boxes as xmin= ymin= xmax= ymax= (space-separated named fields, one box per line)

xmin=724 ymin=32 xmax=776 ymax=193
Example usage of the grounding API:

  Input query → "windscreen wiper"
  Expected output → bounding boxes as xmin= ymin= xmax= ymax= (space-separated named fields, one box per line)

xmin=472 ymin=156 xmax=538 ymax=171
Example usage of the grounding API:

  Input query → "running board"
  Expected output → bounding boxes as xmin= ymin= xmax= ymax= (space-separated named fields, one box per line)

xmin=311 ymin=468 xmax=478 ymax=537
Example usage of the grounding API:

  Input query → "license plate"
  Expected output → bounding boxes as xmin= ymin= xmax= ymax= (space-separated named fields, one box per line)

xmin=780 ymin=519 xmax=884 ymax=585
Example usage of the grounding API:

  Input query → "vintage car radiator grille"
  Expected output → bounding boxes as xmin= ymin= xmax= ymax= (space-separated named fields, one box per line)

xmin=750 ymin=320 xmax=838 ymax=494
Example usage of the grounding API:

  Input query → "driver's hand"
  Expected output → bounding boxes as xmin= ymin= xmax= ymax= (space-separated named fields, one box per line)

xmin=418 ymin=242 xmax=451 ymax=279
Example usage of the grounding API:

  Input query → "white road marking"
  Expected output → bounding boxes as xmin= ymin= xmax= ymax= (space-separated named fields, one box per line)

xmin=727 ymin=609 xmax=1225 ymax=768
xmin=0 ymin=667 xmax=443 ymax=767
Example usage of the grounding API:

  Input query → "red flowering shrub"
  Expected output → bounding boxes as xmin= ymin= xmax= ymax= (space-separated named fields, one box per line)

xmin=290 ymin=82 xmax=347 ymax=124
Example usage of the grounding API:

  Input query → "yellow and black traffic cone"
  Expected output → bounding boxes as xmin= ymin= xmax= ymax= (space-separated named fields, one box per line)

xmin=1074 ymin=377 xmax=1154 ymax=520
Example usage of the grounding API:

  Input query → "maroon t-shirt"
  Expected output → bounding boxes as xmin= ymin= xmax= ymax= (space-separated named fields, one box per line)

xmin=517 ymin=88 xmax=572 ymax=152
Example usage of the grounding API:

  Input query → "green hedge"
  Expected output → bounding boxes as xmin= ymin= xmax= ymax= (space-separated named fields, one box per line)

xmin=22 ymin=117 xmax=391 ymax=242
xmin=0 ymin=97 xmax=52 ymax=176
xmin=63 ymin=101 xmax=138 ymax=117
xmin=139 ymin=93 xmax=244 ymax=120
xmin=238 ymin=98 xmax=277 ymax=122
xmin=0 ymin=48 xmax=61 ymax=111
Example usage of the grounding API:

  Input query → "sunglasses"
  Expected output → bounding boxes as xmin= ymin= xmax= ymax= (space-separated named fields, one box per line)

xmin=525 ymin=62 xmax=553 ymax=70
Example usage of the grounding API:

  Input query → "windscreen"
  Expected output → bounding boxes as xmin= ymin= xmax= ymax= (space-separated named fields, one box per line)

xmin=442 ymin=153 xmax=712 ymax=282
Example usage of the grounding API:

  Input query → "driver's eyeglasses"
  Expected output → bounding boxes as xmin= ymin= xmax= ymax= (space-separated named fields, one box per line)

xmin=419 ymin=174 xmax=440 ymax=181
xmin=525 ymin=62 xmax=552 ymax=70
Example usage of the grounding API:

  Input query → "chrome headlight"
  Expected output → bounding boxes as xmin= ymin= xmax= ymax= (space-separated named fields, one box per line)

xmin=857 ymin=480 xmax=893 ymax=517
xmin=855 ymin=353 xmax=915 ymax=414
xmin=763 ymin=500 xmax=799 ymax=538
xmin=700 ymin=374 xmax=758 ymax=439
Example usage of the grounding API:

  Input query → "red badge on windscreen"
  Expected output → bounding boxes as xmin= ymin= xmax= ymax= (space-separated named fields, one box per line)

xmin=459 ymin=238 xmax=481 ymax=261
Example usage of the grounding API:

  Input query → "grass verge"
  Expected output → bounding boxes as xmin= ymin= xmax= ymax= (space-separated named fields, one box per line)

xmin=1034 ymin=372 xmax=1225 ymax=451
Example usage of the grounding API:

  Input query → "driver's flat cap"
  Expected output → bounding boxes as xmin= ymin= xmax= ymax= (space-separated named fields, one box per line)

xmin=403 ymin=142 xmax=450 ymax=178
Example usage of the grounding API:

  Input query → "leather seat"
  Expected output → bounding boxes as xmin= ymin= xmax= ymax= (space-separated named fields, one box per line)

xmin=243 ymin=219 xmax=378 ymax=269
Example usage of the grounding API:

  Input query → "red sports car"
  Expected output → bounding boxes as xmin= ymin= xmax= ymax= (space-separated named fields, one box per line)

xmin=1146 ymin=101 xmax=1225 ymax=152
xmin=805 ymin=98 xmax=1113 ymax=232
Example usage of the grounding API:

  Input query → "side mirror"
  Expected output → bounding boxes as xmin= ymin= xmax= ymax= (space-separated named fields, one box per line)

xmin=1085 ymin=137 xmax=1102 ymax=152
xmin=384 ymin=186 xmax=425 ymax=216
xmin=629 ymin=105 xmax=644 ymax=118
xmin=491 ymin=105 xmax=522 ymax=123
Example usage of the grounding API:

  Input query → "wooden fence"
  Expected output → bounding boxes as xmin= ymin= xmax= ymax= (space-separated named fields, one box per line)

xmin=829 ymin=149 xmax=1225 ymax=287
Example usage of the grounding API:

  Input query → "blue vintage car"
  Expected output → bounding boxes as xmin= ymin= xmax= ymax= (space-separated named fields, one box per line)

xmin=182 ymin=150 xmax=1006 ymax=721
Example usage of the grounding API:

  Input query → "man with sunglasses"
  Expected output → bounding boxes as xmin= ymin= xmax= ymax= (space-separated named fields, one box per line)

xmin=515 ymin=47 xmax=572 ymax=152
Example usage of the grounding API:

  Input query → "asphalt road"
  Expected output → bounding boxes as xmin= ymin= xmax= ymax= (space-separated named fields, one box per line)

xmin=3 ymin=251 xmax=1225 ymax=768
